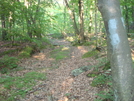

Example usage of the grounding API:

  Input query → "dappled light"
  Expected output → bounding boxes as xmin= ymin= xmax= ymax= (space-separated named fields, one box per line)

xmin=32 ymin=53 xmax=46 ymax=60
xmin=77 ymin=46 xmax=89 ymax=54
xmin=58 ymin=97 xmax=69 ymax=101
xmin=62 ymin=47 xmax=70 ymax=51
xmin=61 ymin=78 xmax=74 ymax=91
xmin=66 ymin=36 xmax=75 ymax=42
xmin=0 ymin=0 xmax=134 ymax=101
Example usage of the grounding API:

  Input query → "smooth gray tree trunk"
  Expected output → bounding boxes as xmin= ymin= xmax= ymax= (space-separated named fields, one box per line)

xmin=97 ymin=0 xmax=134 ymax=101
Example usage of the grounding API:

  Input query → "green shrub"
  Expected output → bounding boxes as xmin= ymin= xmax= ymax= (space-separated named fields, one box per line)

xmin=0 ymin=55 xmax=19 ymax=73
xmin=51 ymin=33 xmax=64 ymax=39
xmin=94 ymin=89 xmax=113 ymax=101
xmin=91 ymin=74 xmax=112 ymax=87
xmin=19 ymin=46 xmax=33 ymax=58
xmin=91 ymin=74 xmax=113 ymax=101
xmin=0 ymin=72 xmax=47 ymax=100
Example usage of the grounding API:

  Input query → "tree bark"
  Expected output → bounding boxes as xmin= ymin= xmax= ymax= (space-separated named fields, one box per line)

xmin=78 ymin=0 xmax=84 ymax=42
xmin=1 ymin=14 xmax=7 ymax=40
xmin=97 ymin=0 xmax=134 ymax=101
xmin=64 ymin=0 xmax=79 ymax=35
xmin=124 ymin=2 xmax=129 ymax=33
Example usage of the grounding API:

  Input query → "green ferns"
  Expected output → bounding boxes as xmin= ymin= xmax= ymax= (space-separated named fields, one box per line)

xmin=0 ymin=72 xmax=47 ymax=101
xmin=0 ymin=55 xmax=19 ymax=73
xmin=19 ymin=46 xmax=33 ymax=58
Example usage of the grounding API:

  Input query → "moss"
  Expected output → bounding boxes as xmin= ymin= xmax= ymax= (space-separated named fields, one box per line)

xmin=50 ymin=46 xmax=70 ymax=61
xmin=82 ymin=49 xmax=99 ymax=58
xmin=0 ymin=72 xmax=47 ymax=101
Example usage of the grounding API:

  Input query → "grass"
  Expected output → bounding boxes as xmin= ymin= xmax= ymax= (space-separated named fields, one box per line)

xmin=0 ymin=71 xmax=47 ymax=101
xmin=50 ymin=46 xmax=70 ymax=61
xmin=82 ymin=49 xmax=99 ymax=58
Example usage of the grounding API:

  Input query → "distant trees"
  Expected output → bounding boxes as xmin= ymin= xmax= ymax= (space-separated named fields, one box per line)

xmin=0 ymin=0 xmax=134 ymax=42
xmin=97 ymin=0 xmax=134 ymax=100
xmin=121 ymin=0 xmax=134 ymax=33
xmin=0 ymin=0 xmax=53 ymax=41
xmin=64 ymin=0 xmax=100 ymax=43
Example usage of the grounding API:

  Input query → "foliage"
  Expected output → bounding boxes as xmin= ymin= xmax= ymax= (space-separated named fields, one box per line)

xmin=49 ymin=33 xmax=64 ymax=39
xmin=91 ymin=73 xmax=113 ymax=101
xmin=91 ymin=74 xmax=112 ymax=87
xmin=19 ymin=46 xmax=33 ymax=58
xmin=89 ymin=57 xmax=113 ymax=101
xmin=19 ymin=38 xmax=50 ymax=58
xmin=31 ymin=38 xmax=49 ymax=49
xmin=0 ymin=72 xmax=47 ymax=101
xmin=87 ymin=72 xmax=99 ymax=77
xmin=0 ymin=55 xmax=19 ymax=73
xmin=0 ymin=49 xmax=17 ymax=57
xmin=94 ymin=89 xmax=114 ymax=101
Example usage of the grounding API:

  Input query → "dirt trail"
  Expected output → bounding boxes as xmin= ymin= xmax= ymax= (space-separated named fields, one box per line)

xmin=18 ymin=39 xmax=99 ymax=101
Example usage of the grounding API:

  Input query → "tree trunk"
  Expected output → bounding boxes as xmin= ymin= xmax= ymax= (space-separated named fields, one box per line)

xmin=94 ymin=0 xmax=98 ymax=47
xmin=97 ymin=0 xmax=134 ymax=101
xmin=78 ymin=0 xmax=84 ymax=42
xmin=132 ymin=6 xmax=134 ymax=25
xmin=124 ymin=4 xmax=129 ymax=33
xmin=1 ymin=14 xmax=7 ymax=40
xmin=64 ymin=0 xmax=79 ymax=35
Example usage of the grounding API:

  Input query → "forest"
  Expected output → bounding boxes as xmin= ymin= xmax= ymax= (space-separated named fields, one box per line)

xmin=0 ymin=0 xmax=134 ymax=101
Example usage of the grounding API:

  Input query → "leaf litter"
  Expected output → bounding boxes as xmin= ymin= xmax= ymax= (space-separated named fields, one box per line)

xmin=1 ymin=39 xmax=100 ymax=101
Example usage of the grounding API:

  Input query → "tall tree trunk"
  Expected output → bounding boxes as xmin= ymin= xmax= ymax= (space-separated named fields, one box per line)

xmin=64 ymin=0 xmax=79 ymax=36
xmin=94 ymin=0 xmax=98 ymax=47
xmin=78 ymin=0 xmax=84 ymax=42
xmin=124 ymin=4 xmax=129 ymax=33
xmin=1 ymin=14 xmax=7 ymax=40
xmin=132 ymin=6 xmax=134 ymax=27
xmin=97 ymin=0 xmax=134 ymax=101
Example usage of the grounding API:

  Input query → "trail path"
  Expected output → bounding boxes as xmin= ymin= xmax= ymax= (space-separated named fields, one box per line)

xmin=18 ymin=39 xmax=99 ymax=101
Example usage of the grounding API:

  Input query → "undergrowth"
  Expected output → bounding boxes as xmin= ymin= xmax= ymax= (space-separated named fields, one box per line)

xmin=19 ymin=46 xmax=33 ymax=58
xmin=94 ymin=89 xmax=113 ymax=101
xmin=91 ymin=72 xmax=113 ymax=101
xmin=0 ymin=55 xmax=19 ymax=74
xmin=0 ymin=72 xmax=47 ymax=101
xmin=72 ymin=41 xmax=94 ymax=46
xmin=88 ymin=57 xmax=113 ymax=101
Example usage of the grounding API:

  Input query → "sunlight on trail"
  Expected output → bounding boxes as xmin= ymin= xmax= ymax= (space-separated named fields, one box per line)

xmin=71 ymin=46 xmax=89 ymax=58
xmin=77 ymin=46 xmax=88 ymax=54
xmin=62 ymin=47 xmax=70 ymax=51
xmin=32 ymin=53 xmax=46 ymax=60
xmin=58 ymin=97 xmax=68 ymax=101
xmin=32 ymin=52 xmax=55 ymax=61
xmin=61 ymin=78 xmax=74 ymax=91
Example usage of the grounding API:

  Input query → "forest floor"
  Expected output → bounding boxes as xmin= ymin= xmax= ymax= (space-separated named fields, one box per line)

xmin=0 ymin=38 xmax=134 ymax=101
xmin=18 ymin=39 xmax=99 ymax=101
